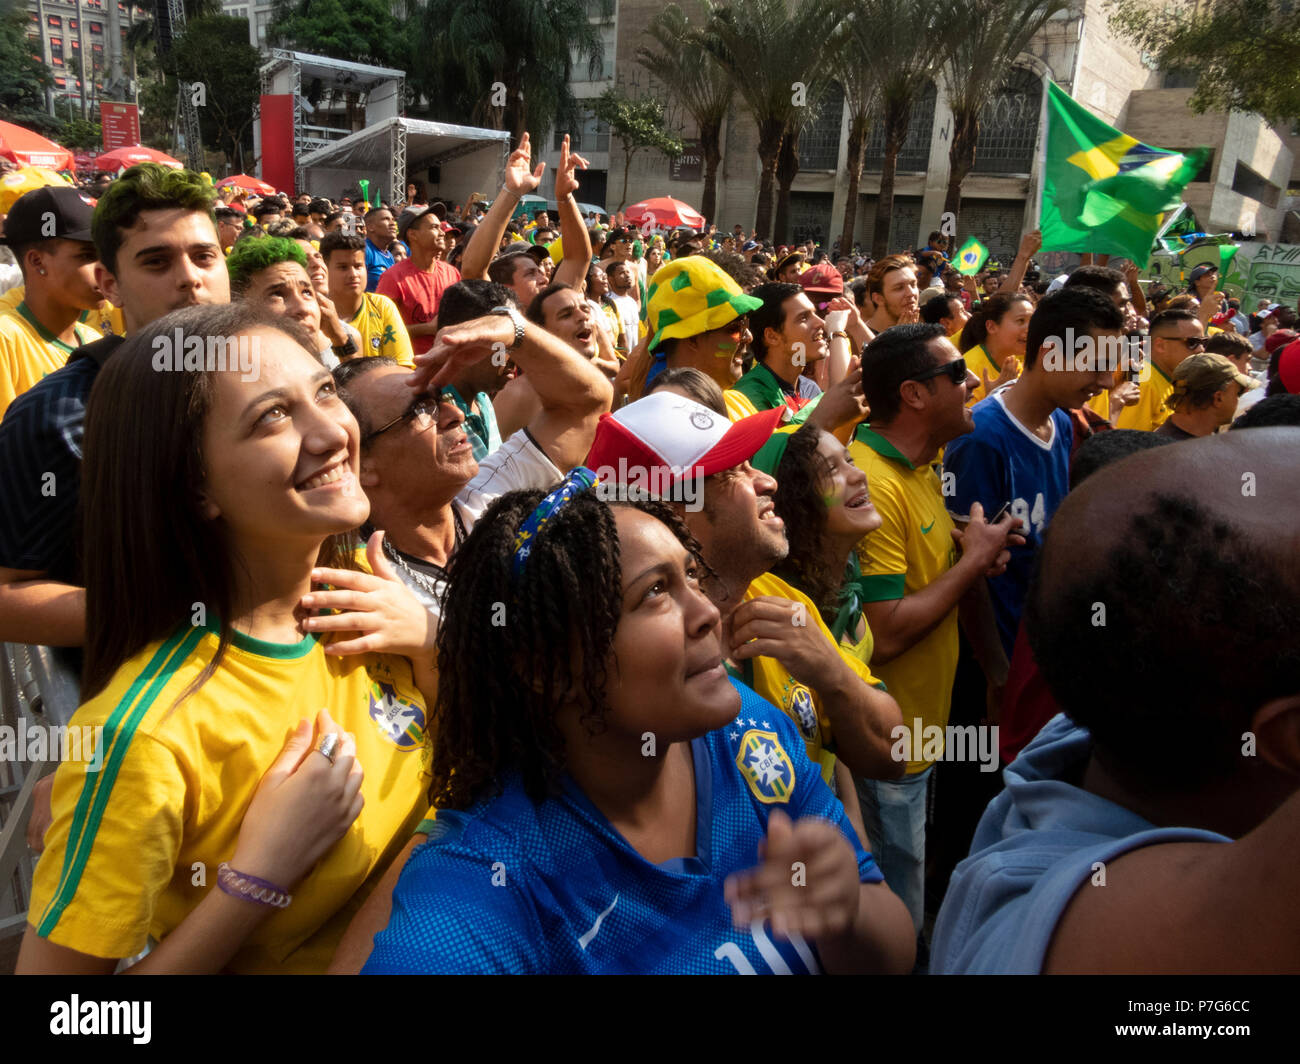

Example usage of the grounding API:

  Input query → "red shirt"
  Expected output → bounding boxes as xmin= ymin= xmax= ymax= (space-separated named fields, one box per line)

xmin=375 ymin=258 xmax=461 ymax=354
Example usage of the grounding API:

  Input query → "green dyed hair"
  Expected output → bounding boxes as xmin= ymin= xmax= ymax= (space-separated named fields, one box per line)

xmin=91 ymin=163 xmax=219 ymax=274
xmin=225 ymin=236 xmax=309 ymax=296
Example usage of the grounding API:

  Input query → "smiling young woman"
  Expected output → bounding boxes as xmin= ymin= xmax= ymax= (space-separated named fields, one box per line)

xmin=17 ymin=303 xmax=438 ymax=975
xmin=361 ymin=475 xmax=914 ymax=975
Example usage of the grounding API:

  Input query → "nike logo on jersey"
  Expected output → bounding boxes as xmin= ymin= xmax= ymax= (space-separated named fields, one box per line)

xmin=920 ymin=520 xmax=935 ymax=534
xmin=578 ymin=893 xmax=620 ymax=951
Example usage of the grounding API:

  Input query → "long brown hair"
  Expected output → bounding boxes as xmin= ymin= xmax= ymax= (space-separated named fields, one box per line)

xmin=80 ymin=303 xmax=355 ymax=701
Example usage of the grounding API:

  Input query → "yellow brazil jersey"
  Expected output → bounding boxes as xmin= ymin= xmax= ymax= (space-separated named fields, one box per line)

xmin=30 ymin=622 xmax=430 ymax=974
xmin=724 ymin=385 xmax=760 ymax=422
xmin=1115 ymin=360 xmax=1174 ymax=432
xmin=850 ymin=426 xmax=960 ymax=774
xmin=0 ymin=302 xmax=100 ymax=419
xmin=963 ymin=343 xmax=1022 ymax=406
xmin=84 ymin=299 xmax=128 ymax=338
xmin=0 ymin=285 xmax=24 ymax=315
xmin=738 ymin=571 xmax=885 ymax=785
xmin=348 ymin=291 xmax=415 ymax=367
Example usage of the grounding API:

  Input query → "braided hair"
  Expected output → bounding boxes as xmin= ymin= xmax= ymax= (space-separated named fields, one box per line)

xmin=430 ymin=488 xmax=707 ymax=810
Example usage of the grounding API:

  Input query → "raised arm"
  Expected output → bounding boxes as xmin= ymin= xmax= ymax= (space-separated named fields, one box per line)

xmin=552 ymin=134 xmax=593 ymax=290
xmin=460 ymin=133 xmax=545 ymax=282
xmin=409 ymin=311 xmax=613 ymax=472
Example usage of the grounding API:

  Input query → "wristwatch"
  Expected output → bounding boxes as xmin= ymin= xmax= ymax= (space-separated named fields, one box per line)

xmin=490 ymin=304 xmax=527 ymax=351
xmin=331 ymin=334 xmax=359 ymax=358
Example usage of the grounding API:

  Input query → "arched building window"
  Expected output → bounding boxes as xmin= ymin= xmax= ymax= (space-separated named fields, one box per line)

xmin=864 ymin=81 xmax=937 ymax=173
xmin=972 ymin=65 xmax=1042 ymax=175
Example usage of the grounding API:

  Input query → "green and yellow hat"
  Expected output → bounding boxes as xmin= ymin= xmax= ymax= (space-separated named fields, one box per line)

xmin=645 ymin=256 xmax=763 ymax=353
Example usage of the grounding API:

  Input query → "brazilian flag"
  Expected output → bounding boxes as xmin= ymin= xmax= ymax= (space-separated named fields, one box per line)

xmin=1041 ymin=81 xmax=1208 ymax=267
xmin=954 ymin=236 xmax=989 ymax=276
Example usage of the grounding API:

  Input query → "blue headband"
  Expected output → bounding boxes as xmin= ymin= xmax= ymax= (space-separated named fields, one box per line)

xmin=511 ymin=467 xmax=598 ymax=577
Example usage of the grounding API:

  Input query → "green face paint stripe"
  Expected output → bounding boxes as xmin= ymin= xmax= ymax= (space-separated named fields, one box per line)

xmin=36 ymin=629 xmax=189 ymax=930
xmin=37 ymin=626 xmax=206 ymax=937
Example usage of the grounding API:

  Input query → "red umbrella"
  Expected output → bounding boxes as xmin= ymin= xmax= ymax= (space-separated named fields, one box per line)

xmin=94 ymin=144 xmax=183 ymax=170
xmin=0 ymin=120 xmax=75 ymax=172
xmin=624 ymin=196 xmax=706 ymax=230
xmin=217 ymin=174 xmax=277 ymax=196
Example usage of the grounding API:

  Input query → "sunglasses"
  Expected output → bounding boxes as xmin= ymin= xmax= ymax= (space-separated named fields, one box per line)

xmin=1159 ymin=334 xmax=1207 ymax=349
xmin=908 ymin=357 xmax=968 ymax=387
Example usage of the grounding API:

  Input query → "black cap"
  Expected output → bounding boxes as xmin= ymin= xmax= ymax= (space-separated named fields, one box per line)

xmin=1 ymin=186 xmax=95 ymax=246
xmin=1188 ymin=264 xmax=1218 ymax=282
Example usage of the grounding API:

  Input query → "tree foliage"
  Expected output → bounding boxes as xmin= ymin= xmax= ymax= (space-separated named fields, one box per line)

xmin=170 ymin=15 xmax=261 ymax=169
xmin=406 ymin=0 xmax=611 ymax=146
xmin=636 ymin=4 xmax=732 ymax=225
xmin=1107 ymin=0 xmax=1300 ymax=124
xmin=0 ymin=4 xmax=53 ymax=124
xmin=701 ymin=0 xmax=838 ymax=241
xmin=940 ymin=0 xmax=1065 ymax=224
xmin=269 ymin=0 xmax=408 ymax=68
xmin=590 ymin=88 xmax=683 ymax=210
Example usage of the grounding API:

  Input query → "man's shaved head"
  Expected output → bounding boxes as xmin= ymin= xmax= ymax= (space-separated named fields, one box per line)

xmin=1027 ymin=429 xmax=1300 ymax=791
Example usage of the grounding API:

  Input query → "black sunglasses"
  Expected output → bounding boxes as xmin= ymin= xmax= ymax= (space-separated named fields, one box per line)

xmin=908 ymin=357 xmax=968 ymax=386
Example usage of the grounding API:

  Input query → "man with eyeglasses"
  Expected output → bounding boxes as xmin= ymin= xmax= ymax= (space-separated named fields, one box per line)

xmin=331 ymin=305 xmax=612 ymax=613
xmin=849 ymin=323 xmax=1025 ymax=945
xmin=1116 ymin=308 xmax=1206 ymax=432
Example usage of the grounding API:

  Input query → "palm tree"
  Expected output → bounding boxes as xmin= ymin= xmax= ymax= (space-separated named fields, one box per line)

xmin=636 ymin=4 xmax=732 ymax=227
xmin=702 ymin=0 xmax=837 ymax=242
xmin=940 ymin=0 xmax=1066 ymax=229
xmin=408 ymin=0 xmax=611 ymax=146
xmin=849 ymin=0 xmax=947 ymax=258
xmin=828 ymin=6 xmax=882 ymax=255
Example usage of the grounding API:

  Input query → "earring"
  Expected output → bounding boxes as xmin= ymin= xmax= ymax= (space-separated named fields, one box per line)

xmin=38 ymin=269 xmax=47 ymax=276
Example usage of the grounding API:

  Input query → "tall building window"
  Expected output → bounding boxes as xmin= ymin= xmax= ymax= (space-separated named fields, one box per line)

xmin=799 ymin=82 xmax=845 ymax=171
xmin=864 ymin=82 xmax=937 ymax=172
xmin=972 ymin=66 xmax=1042 ymax=175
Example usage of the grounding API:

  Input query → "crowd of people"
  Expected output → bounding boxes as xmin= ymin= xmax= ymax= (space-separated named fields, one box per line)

xmin=1 ymin=134 xmax=1297 ymax=976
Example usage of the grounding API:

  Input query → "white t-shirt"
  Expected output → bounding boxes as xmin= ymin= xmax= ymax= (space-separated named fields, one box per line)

xmin=610 ymin=292 xmax=640 ymax=349
xmin=387 ymin=429 xmax=562 ymax=616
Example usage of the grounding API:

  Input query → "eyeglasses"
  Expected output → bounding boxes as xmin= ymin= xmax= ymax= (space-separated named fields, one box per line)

xmin=722 ymin=317 xmax=750 ymax=339
xmin=362 ymin=392 xmax=442 ymax=446
xmin=908 ymin=357 xmax=968 ymax=387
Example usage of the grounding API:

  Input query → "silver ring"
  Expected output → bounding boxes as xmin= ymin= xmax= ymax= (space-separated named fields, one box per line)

xmin=316 ymin=733 xmax=340 ymax=764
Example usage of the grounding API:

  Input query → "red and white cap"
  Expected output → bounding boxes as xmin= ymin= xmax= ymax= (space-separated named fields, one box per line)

xmin=585 ymin=392 xmax=784 ymax=485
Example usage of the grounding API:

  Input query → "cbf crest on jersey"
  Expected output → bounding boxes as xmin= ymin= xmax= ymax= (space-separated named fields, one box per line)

xmin=735 ymin=730 xmax=794 ymax=804
xmin=367 ymin=679 xmax=426 ymax=749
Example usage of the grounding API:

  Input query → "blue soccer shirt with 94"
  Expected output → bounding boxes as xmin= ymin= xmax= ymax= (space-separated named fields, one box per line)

xmin=363 ymin=678 xmax=881 ymax=974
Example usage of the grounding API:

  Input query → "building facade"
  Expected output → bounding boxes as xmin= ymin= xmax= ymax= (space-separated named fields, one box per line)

xmin=25 ymin=0 xmax=148 ymax=118
xmin=540 ymin=0 xmax=1295 ymax=260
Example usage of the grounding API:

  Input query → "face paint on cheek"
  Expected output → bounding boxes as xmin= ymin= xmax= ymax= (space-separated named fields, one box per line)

xmin=715 ymin=341 xmax=738 ymax=358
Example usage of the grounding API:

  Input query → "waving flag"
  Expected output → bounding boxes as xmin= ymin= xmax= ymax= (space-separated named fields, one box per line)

xmin=954 ymin=236 xmax=989 ymax=276
xmin=1041 ymin=82 xmax=1208 ymax=267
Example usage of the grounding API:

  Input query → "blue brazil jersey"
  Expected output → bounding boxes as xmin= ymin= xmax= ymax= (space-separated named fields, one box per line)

xmin=364 ymin=678 xmax=882 ymax=974
xmin=941 ymin=389 xmax=1072 ymax=656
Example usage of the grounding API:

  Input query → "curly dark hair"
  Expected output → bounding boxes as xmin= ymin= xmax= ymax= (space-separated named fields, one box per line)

xmin=429 ymin=488 xmax=708 ymax=810
xmin=769 ymin=423 xmax=843 ymax=626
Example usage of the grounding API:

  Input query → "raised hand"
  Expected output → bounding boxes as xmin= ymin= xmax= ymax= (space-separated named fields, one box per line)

xmin=504 ymin=132 xmax=546 ymax=198
xmin=554 ymin=133 xmax=589 ymax=201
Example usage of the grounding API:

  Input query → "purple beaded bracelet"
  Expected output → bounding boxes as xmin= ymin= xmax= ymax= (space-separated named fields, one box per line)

xmin=216 ymin=862 xmax=293 ymax=910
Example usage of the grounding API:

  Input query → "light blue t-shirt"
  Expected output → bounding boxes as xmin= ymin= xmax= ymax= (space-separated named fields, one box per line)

xmin=942 ymin=388 xmax=1073 ymax=655
xmin=364 ymin=239 xmax=395 ymax=292
xmin=364 ymin=679 xmax=882 ymax=974
xmin=931 ymin=713 xmax=1230 ymax=974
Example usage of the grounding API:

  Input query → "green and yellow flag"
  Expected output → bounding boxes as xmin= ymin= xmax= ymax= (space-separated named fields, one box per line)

xmin=1041 ymin=81 xmax=1208 ymax=267
xmin=954 ymin=236 xmax=989 ymax=276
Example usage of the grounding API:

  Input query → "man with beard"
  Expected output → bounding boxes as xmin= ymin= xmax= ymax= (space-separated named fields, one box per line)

xmin=864 ymin=254 xmax=921 ymax=335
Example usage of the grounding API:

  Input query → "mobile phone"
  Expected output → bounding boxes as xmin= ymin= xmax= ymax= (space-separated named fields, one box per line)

xmin=990 ymin=501 xmax=1012 ymax=524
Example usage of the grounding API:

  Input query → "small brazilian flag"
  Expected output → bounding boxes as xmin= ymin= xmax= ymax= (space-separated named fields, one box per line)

xmin=1041 ymin=81 xmax=1208 ymax=267
xmin=954 ymin=236 xmax=989 ymax=276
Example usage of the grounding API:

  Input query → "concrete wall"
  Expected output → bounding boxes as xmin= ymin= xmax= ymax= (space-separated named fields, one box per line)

xmin=1125 ymin=87 xmax=1293 ymax=241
